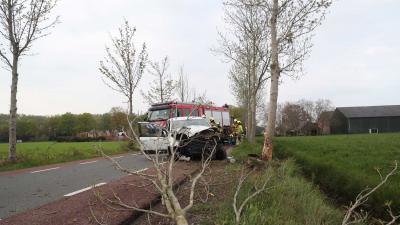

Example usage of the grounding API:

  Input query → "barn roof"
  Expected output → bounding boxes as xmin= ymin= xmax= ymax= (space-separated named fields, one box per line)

xmin=337 ymin=105 xmax=400 ymax=118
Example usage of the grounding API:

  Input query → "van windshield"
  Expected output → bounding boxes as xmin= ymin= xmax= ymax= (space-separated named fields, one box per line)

xmin=148 ymin=109 xmax=170 ymax=121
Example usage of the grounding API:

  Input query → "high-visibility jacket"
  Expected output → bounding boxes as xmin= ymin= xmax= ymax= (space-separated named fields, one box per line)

xmin=231 ymin=123 xmax=238 ymax=135
xmin=236 ymin=124 xmax=244 ymax=134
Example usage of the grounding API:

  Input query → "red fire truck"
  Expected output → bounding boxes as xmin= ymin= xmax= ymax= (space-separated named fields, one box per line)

xmin=146 ymin=101 xmax=231 ymax=128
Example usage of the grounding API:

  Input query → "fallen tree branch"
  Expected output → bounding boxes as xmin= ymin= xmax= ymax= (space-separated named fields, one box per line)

xmin=342 ymin=161 xmax=398 ymax=225
xmin=233 ymin=167 xmax=271 ymax=224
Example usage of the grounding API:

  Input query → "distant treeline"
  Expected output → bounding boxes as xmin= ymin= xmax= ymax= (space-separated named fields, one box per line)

xmin=0 ymin=107 xmax=145 ymax=143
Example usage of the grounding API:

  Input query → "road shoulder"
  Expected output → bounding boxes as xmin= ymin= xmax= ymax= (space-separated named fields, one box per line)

xmin=0 ymin=162 xmax=197 ymax=225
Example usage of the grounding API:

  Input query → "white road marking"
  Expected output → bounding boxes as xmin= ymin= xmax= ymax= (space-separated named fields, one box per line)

xmin=79 ymin=160 xmax=98 ymax=165
xmin=131 ymin=153 xmax=139 ymax=156
xmin=64 ymin=182 xmax=107 ymax=197
xmin=30 ymin=167 xmax=60 ymax=174
xmin=112 ymin=156 xmax=124 ymax=159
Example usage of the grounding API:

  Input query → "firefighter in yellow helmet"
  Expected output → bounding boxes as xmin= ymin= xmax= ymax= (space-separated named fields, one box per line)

xmin=209 ymin=117 xmax=216 ymax=127
xmin=230 ymin=119 xmax=239 ymax=145
xmin=236 ymin=120 xmax=244 ymax=145
xmin=209 ymin=117 xmax=222 ymax=132
xmin=232 ymin=119 xmax=238 ymax=131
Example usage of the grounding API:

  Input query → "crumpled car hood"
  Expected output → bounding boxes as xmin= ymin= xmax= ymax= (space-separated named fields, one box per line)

xmin=177 ymin=125 xmax=215 ymax=137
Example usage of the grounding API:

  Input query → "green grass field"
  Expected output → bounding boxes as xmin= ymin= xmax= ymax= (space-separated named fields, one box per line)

xmin=0 ymin=141 xmax=134 ymax=171
xmin=274 ymin=133 xmax=400 ymax=216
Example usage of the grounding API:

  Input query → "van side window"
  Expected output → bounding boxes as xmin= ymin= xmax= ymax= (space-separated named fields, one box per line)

xmin=192 ymin=109 xmax=199 ymax=117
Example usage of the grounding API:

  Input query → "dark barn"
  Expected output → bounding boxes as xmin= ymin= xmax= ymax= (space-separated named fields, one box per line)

xmin=330 ymin=105 xmax=400 ymax=134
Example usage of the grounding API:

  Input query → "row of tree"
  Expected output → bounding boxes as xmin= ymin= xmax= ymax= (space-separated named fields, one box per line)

xmin=0 ymin=4 xmax=209 ymax=161
xmin=273 ymin=99 xmax=334 ymax=135
xmin=99 ymin=21 xmax=212 ymax=110
xmin=216 ymin=0 xmax=332 ymax=160
xmin=0 ymin=108 xmax=135 ymax=143
xmin=1 ymin=0 xmax=332 ymax=162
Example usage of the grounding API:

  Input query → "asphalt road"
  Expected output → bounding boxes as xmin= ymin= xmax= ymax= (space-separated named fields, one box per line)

xmin=0 ymin=153 xmax=153 ymax=220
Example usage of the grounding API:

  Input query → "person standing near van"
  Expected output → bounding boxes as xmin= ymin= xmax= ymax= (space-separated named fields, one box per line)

xmin=236 ymin=120 xmax=244 ymax=145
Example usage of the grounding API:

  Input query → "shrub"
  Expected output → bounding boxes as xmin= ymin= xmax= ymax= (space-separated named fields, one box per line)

xmin=55 ymin=136 xmax=107 ymax=142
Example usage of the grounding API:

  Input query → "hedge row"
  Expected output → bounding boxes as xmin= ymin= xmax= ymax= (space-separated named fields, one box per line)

xmin=53 ymin=136 xmax=107 ymax=142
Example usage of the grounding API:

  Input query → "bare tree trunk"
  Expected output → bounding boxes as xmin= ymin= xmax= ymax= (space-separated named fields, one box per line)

xmin=245 ymin=61 xmax=251 ymax=142
xmin=249 ymin=57 xmax=257 ymax=143
xmin=129 ymin=100 xmax=133 ymax=116
xmin=8 ymin=54 xmax=18 ymax=162
xmin=247 ymin=95 xmax=256 ymax=144
xmin=175 ymin=215 xmax=189 ymax=225
xmin=242 ymin=97 xmax=255 ymax=143
xmin=249 ymin=95 xmax=256 ymax=143
xmin=262 ymin=0 xmax=279 ymax=161
xmin=159 ymin=74 xmax=164 ymax=103
xmin=246 ymin=61 xmax=257 ymax=144
xmin=128 ymin=91 xmax=133 ymax=116
xmin=250 ymin=96 xmax=257 ymax=143
xmin=127 ymin=94 xmax=134 ymax=146
xmin=246 ymin=88 xmax=252 ymax=142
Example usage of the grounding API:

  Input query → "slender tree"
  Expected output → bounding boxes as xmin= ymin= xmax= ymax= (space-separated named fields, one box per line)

xmin=314 ymin=98 xmax=334 ymax=120
xmin=109 ymin=107 xmax=128 ymax=131
xmin=0 ymin=0 xmax=58 ymax=162
xmin=99 ymin=20 xmax=148 ymax=115
xmin=280 ymin=102 xmax=311 ymax=133
xmin=176 ymin=65 xmax=190 ymax=102
xmin=297 ymin=99 xmax=315 ymax=121
xmin=142 ymin=56 xmax=175 ymax=105
xmin=216 ymin=0 xmax=271 ymax=143
xmin=192 ymin=90 xmax=212 ymax=105
xmin=262 ymin=0 xmax=332 ymax=161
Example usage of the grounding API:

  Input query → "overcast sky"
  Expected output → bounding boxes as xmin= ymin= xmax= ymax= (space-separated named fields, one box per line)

xmin=0 ymin=0 xmax=399 ymax=116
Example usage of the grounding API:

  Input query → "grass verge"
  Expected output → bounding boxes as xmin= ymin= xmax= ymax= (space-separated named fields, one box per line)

xmin=0 ymin=141 xmax=136 ymax=172
xmin=274 ymin=133 xmax=400 ymax=216
xmin=190 ymin=143 xmax=352 ymax=225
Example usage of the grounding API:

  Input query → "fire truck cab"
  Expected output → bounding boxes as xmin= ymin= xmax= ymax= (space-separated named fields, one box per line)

xmin=146 ymin=101 xmax=232 ymax=141
xmin=147 ymin=102 xmax=231 ymax=126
